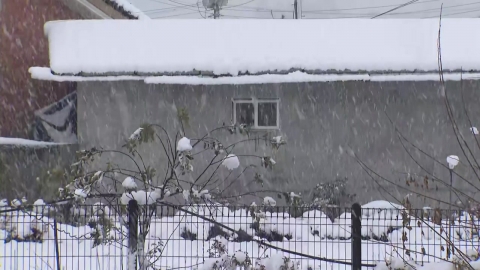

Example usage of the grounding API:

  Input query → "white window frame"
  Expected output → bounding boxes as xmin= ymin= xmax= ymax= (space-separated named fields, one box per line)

xmin=232 ymin=97 xmax=280 ymax=130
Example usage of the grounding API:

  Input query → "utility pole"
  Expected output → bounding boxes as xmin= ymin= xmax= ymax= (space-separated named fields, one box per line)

xmin=213 ymin=3 xmax=220 ymax=19
xmin=293 ymin=0 xmax=298 ymax=19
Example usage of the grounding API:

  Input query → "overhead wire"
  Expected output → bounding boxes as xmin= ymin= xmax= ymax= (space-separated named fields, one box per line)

xmin=196 ymin=0 xmax=207 ymax=19
xmin=138 ymin=0 xmax=480 ymax=19
xmin=220 ymin=14 xmax=270 ymax=18
xmin=143 ymin=0 xmax=416 ymax=16
xmin=304 ymin=1 xmax=480 ymax=18
xmin=142 ymin=0 xmax=259 ymax=17
xmin=371 ymin=0 xmax=420 ymax=19
xmin=304 ymin=0 xmax=438 ymax=13
xmin=306 ymin=1 xmax=480 ymax=18
xmin=151 ymin=10 xmax=210 ymax=18
xmin=424 ymin=6 xmax=480 ymax=17
xmin=142 ymin=0 xmax=199 ymax=15
xmin=382 ymin=1 xmax=480 ymax=15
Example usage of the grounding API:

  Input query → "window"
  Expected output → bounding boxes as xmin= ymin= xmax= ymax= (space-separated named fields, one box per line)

xmin=233 ymin=98 xmax=279 ymax=129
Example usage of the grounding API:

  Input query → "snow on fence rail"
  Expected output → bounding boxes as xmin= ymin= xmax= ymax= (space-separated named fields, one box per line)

xmin=1 ymin=202 xmax=479 ymax=270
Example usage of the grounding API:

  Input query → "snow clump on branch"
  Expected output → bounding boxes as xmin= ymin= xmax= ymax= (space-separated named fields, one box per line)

xmin=121 ymin=189 xmax=162 ymax=205
xmin=129 ymin=127 xmax=143 ymax=141
xmin=122 ymin=177 xmax=137 ymax=190
xmin=263 ymin=196 xmax=277 ymax=207
xmin=447 ymin=155 xmax=459 ymax=169
xmin=222 ymin=154 xmax=240 ymax=170
xmin=177 ymin=137 xmax=192 ymax=152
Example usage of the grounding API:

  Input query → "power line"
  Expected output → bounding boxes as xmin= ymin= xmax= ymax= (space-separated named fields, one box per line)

xmin=221 ymin=6 xmax=292 ymax=12
xmin=371 ymin=0 xmax=420 ymax=18
xmin=303 ymin=1 xmax=480 ymax=18
xmin=304 ymin=0 xmax=438 ymax=13
xmin=222 ymin=0 xmax=256 ymax=10
xmin=167 ymin=0 xmax=198 ymax=8
xmin=143 ymin=0 xmax=200 ymax=14
xmin=142 ymin=0 xmax=285 ymax=16
xmin=385 ymin=1 xmax=480 ymax=15
xmin=151 ymin=10 xmax=208 ymax=18
xmin=220 ymin=14 xmax=269 ymax=18
xmin=140 ymin=0 xmax=431 ymax=17
xmin=424 ymin=6 xmax=480 ymax=17
xmin=139 ymin=0 xmax=480 ymax=19
xmin=196 ymin=0 xmax=207 ymax=19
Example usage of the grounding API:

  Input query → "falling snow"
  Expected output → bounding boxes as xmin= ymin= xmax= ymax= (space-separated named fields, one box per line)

xmin=6 ymin=3 xmax=480 ymax=269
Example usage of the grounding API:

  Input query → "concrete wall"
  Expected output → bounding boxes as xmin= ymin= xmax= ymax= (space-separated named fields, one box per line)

xmin=0 ymin=144 xmax=78 ymax=202
xmin=77 ymin=80 xmax=480 ymax=208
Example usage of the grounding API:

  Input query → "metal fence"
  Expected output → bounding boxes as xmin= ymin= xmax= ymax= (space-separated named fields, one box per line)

xmin=1 ymin=201 xmax=479 ymax=270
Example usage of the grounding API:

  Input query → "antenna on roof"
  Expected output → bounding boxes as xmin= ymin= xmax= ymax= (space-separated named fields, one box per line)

xmin=202 ymin=0 xmax=228 ymax=19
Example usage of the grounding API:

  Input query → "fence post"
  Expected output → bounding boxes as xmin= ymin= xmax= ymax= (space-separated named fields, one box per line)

xmin=351 ymin=203 xmax=362 ymax=270
xmin=53 ymin=219 xmax=61 ymax=270
xmin=128 ymin=200 xmax=139 ymax=270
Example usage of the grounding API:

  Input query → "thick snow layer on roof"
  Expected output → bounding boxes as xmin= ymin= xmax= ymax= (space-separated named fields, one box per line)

xmin=44 ymin=19 xmax=480 ymax=76
xmin=30 ymin=67 xmax=480 ymax=84
xmin=109 ymin=0 xmax=151 ymax=20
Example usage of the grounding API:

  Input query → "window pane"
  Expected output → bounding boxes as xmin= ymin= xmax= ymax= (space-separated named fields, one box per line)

xmin=235 ymin=103 xmax=255 ymax=126
xmin=258 ymin=102 xmax=277 ymax=127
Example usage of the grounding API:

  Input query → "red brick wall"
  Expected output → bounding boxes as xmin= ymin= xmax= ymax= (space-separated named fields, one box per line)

xmin=0 ymin=0 xmax=82 ymax=138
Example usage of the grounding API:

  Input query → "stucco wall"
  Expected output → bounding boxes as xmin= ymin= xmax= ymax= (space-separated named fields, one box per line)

xmin=77 ymin=80 xmax=480 ymax=208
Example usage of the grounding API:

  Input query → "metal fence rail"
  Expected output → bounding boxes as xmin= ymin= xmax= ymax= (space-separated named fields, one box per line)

xmin=1 ymin=202 xmax=479 ymax=270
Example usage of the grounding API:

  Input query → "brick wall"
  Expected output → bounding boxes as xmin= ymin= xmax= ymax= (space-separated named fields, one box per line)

xmin=0 ymin=0 xmax=81 ymax=138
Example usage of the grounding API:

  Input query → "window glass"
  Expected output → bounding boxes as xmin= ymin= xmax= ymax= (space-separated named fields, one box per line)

xmin=258 ymin=102 xmax=277 ymax=127
xmin=235 ymin=103 xmax=255 ymax=126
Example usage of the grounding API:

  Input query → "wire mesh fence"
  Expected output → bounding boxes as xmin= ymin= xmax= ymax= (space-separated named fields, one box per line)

xmin=1 ymin=202 xmax=479 ymax=270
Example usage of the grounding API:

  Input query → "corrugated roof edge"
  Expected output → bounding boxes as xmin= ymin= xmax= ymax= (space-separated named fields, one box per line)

xmin=29 ymin=67 xmax=480 ymax=85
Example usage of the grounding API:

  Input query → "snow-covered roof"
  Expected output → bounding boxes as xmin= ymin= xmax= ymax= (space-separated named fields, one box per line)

xmin=28 ymin=67 xmax=480 ymax=84
xmin=42 ymin=19 xmax=480 ymax=76
xmin=0 ymin=137 xmax=68 ymax=147
xmin=105 ymin=0 xmax=151 ymax=20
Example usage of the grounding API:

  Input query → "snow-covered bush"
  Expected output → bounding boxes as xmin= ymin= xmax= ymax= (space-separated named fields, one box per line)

xmin=375 ymin=257 xmax=416 ymax=270
xmin=254 ymin=254 xmax=301 ymax=270
xmin=88 ymin=202 xmax=117 ymax=247
xmin=199 ymin=236 xmax=252 ymax=270
xmin=52 ymin=117 xmax=288 ymax=270
xmin=307 ymin=177 xmax=356 ymax=221
xmin=1 ymin=208 xmax=49 ymax=243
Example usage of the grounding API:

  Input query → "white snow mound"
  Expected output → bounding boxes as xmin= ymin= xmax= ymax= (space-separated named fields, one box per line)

xmin=177 ymin=137 xmax=192 ymax=152
xmin=222 ymin=154 xmax=240 ymax=170
xmin=471 ymin=127 xmax=479 ymax=135
xmin=447 ymin=155 xmax=459 ymax=169
xmin=122 ymin=177 xmax=137 ymax=189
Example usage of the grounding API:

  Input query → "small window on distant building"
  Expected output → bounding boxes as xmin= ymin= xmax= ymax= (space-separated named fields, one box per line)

xmin=233 ymin=98 xmax=279 ymax=129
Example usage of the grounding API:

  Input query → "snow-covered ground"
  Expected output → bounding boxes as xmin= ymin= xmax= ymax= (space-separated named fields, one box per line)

xmin=120 ymin=0 xmax=480 ymax=19
xmin=1 ymin=201 xmax=479 ymax=270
